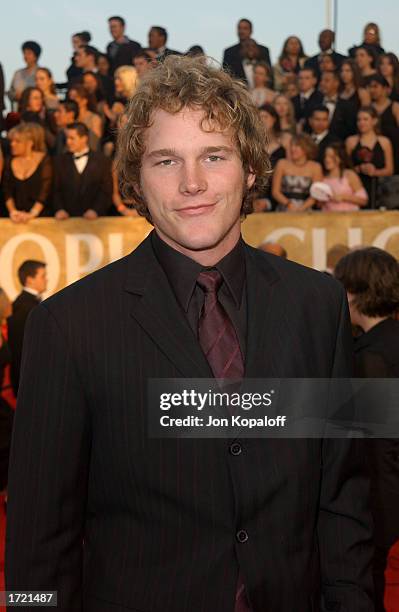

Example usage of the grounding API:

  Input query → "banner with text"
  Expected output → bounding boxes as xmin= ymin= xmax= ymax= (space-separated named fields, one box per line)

xmin=1 ymin=212 xmax=399 ymax=300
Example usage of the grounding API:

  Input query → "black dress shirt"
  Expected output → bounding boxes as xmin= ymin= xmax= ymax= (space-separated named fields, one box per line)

xmin=151 ymin=231 xmax=247 ymax=358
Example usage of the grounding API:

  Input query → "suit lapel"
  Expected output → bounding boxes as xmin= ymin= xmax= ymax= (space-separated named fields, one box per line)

xmin=124 ymin=233 xmax=212 ymax=378
xmin=243 ymin=245 xmax=286 ymax=377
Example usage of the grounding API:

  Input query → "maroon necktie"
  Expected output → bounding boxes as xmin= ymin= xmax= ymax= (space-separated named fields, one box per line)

xmin=197 ymin=269 xmax=251 ymax=612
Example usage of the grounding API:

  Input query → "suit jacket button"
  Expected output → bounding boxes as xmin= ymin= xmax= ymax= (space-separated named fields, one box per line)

xmin=236 ymin=529 xmax=249 ymax=543
xmin=230 ymin=442 xmax=242 ymax=456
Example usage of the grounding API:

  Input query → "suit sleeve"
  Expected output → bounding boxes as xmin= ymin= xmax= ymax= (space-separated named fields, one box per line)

xmin=5 ymin=303 xmax=91 ymax=611
xmin=318 ymin=285 xmax=374 ymax=611
xmin=93 ymin=156 xmax=112 ymax=216
xmin=52 ymin=157 xmax=65 ymax=212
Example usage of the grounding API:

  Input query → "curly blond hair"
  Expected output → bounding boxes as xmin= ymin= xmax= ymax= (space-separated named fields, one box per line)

xmin=116 ymin=55 xmax=271 ymax=222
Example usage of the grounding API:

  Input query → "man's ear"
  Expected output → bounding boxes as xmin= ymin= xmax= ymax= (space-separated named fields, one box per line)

xmin=246 ymin=169 xmax=256 ymax=190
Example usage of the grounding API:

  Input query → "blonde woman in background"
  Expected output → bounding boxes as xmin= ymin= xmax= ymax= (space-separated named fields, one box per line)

xmin=273 ymin=94 xmax=297 ymax=135
xmin=103 ymin=66 xmax=139 ymax=156
xmin=3 ymin=123 xmax=52 ymax=222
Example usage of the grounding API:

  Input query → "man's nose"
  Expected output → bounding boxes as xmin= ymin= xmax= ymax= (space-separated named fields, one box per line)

xmin=179 ymin=162 xmax=207 ymax=195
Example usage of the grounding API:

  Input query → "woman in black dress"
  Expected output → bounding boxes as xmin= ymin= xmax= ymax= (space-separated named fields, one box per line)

xmin=339 ymin=59 xmax=371 ymax=135
xmin=378 ymin=52 xmax=399 ymax=102
xmin=3 ymin=122 xmax=52 ymax=222
xmin=345 ymin=107 xmax=393 ymax=207
xmin=254 ymin=104 xmax=288 ymax=211
xmin=335 ymin=247 xmax=399 ymax=612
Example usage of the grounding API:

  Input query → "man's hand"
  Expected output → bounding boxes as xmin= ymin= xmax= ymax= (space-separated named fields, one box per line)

xmin=55 ymin=209 xmax=70 ymax=220
xmin=83 ymin=209 xmax=98 ymax=220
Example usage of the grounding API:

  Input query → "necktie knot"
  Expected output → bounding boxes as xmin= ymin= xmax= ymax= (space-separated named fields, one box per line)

xmin=197 ymin=269 xmax=223 ymax=295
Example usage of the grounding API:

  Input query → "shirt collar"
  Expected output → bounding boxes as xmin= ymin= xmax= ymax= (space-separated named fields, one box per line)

xmin=23 ymin=287 xmax=39 ymax=297
xmin=300 ymin=88 xmax=315 ymax=100
xmin=151 ymin=230 xmax=246 ymax=311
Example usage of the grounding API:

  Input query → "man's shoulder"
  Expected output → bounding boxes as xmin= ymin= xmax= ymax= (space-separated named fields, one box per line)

xmin=245 ymin=242 xmax=344 ymax=300
xmin=223 ymin=44 xmax=240 ymax=57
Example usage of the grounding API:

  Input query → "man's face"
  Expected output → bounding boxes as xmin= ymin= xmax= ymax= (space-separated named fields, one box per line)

xmin=134 ymin=56 xmax=151 ymax=77
xmin=309 ymin=111 xmax=329 ymax=134
xmin=74 ymin=48 xmax=89 ymax=69
xmin=238 ymin=20 xmax=252 ymax=42
xmin=66 ymin=129 xmax=88 ymax=153
xmin=368 ymin=81 xmax=386 ymax=102
xmin=139 ymin=108 xmax=255 ymax=259
xmin=54 ymin=105 xmax=74 ymax=128
xmin=23 ymin=48 xmax=37 ymax=67
xmin=109 ymin=19 xmax=124 ymax=40
xmin=320 ymin=73 xmax=338 ymax=97
xmin=149 ymin=28 xmax=164 ymax=50
xmin=319 ymin=30 xmax=334 ymax=51
xmin=298 ymin=70 xmax=316 ymax=93
xmin=28 ymin=267 xmax=47 ymax=294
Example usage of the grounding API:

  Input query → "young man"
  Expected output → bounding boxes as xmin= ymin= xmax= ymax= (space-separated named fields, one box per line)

xmin=319 ymin=70 xmax=352 ymax=140
xmin=6 ymin=56 xmax=373 ymax=611
xmin=309 ymin=105 xmax=340 ymax=163
xmin=148 ymin=26 xmax=181 ymax=60
xmin=106 ymin=15 xmax=141 ymax=73
xmin=292 ymin=67 xmax=323 ymax=129
xmin=53 ymin=122 xmax=112 ymax=219
xmin=7 ymin=260 xmax=47 ymax=395
xmin=53 ymin=99 xmax=79 ymax=154
xmin=222 ymin=18 xmax=271 ymax=82
xmin=305 ymin=29 xmax=346 ymax=79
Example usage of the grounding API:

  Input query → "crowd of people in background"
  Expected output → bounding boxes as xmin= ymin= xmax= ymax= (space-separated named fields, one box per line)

xmin=1 ymin=17 xmax=399 ymax=221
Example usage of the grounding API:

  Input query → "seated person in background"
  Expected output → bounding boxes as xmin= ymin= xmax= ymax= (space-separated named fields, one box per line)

xmin=249 ymin=61 xmax=275 ymax=107
xmin=8 ymin=41 xmax=41 ymax=105
xmin=18 ymin=86 xmax=56 ymax=150
xmin=73 ymin=45 xmax=114 ymax=103
xmin=292 ymin=67 xmax=323 ymax=131
xmin=339 ymin=59 xmax=371 ymax=135
xmin=378 ymin=53 xmax=399 ymax=102
xmin=67 ymin=84 xmax=102 ymax=151
xmin=66 ymin=31 xmax=91 ymax=82
xmin=133 ymin=51 xmax=154 ymax=79
xmin=97 ymin=53 xmax=111 ymax=78
xmin=222 ymin=18 xmax=271 ymax=82
xmin=253 ymin=104 xmax=289 ymax=212
xmin=319 ymin=70 xmax=352 ymax=140
xmin=238 ymin=38 xmax=262 ymax=89
xmin=324 ymin=244 xmax=350 ymax=275
xmin=35 ymin=68 xmax=59 ymax=111
xmin=348 ymin=22 xmax=385 ymax=59
xmin=7 ymin=260 xmax=47 ymax=396
xmin=103 ymin=66 xmax=139 ymax=156
xmin=112 ymin=161 xmax=138 ymax=217
xmin=346 ymin=106 xmax=393 ymax=207
xmin=53 ymin=122 xmax=112 ymax=219
xmin=272 ymin=134 xmax=322 ymax=211
xmin=354 ymin=46 xmax=377 ymax=85
xmin=3 ymin=123 xmax=52 ymax=222
xmin=273 ymin=36 xmax=307 ymax=92
xmin=273 ymin=93 xmax=297 ymax=135
xmin=53 ymin=99 xmax=79 ymax=155
xmin=308 ymin=105 xmax=340 ymax=163
xmin=318 ymin=142 xmax=368 ymax=211
xmin=305 ymin=29 xmax=346 ymax=80
xmin=147 ymin=26 xmax=181 ymax=61
xmin=368 ymin=74 xmax=399 ymax=174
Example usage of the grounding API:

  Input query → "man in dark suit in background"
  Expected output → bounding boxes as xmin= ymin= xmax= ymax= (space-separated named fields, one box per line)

xmin=53 ymin=99 xmax=79 ymax=155
xmin=106 ymin=15 xmax=141 ymax=74
xmin=53 ymin=122 xmax=112 ymax=219
xmin=309 ymin=105 xmax=341 ymax=163
xmin=223 ymin=18 xmax=271 ymax=82
xmin=148 ymin=26 xmax=181 ymax=60
xmin=305 ymin=29 xmax=347 ymax=80
xmin=7 ymin=260 xmax=47 ymax=395
xmin=292 ymin=67 xmax=323 ymax=131
xmin=320 ymin=70 xmax=352 ymax=140
xmin=6 ymin=55 xmax=373 ymax=612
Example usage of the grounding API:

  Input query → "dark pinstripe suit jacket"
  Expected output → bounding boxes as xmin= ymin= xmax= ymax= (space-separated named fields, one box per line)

xmin=5 ymin=232 xmax=373 ymax=612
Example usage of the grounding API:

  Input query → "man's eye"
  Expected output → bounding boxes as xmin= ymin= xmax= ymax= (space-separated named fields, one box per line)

xmin=206 ymin=155 xmax=224 ymax=162
xmin=158 ymin=159 xmax=175 ymax=166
